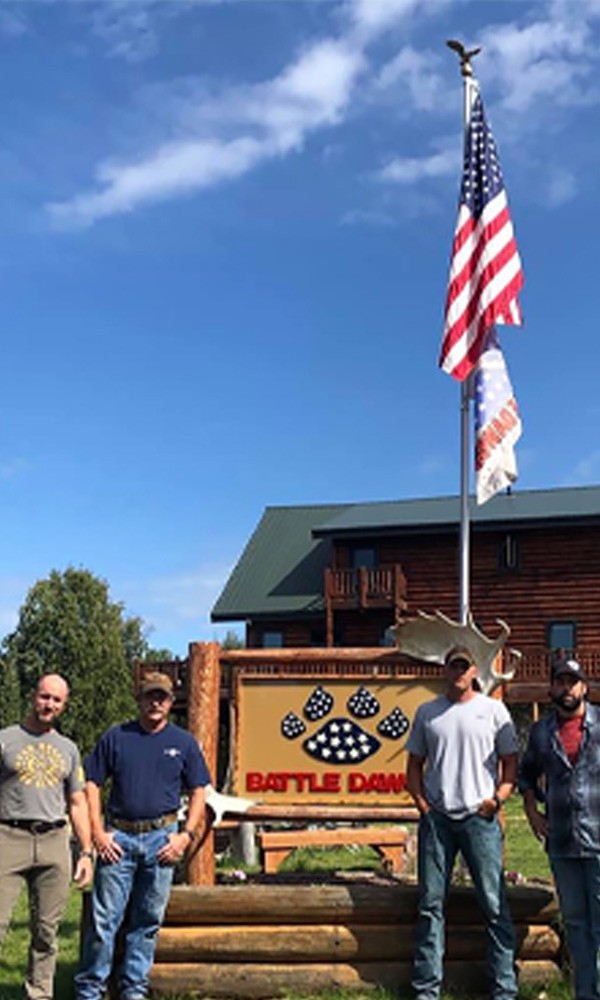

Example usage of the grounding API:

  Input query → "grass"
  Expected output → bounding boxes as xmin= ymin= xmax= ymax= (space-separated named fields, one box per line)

xmin=0 ymin=801 xmax=561 ymax=1000
xmin=503 ymin=795 xmax=552 ymax=883
xmin=0 ymin=885 xmax=82 ymax=999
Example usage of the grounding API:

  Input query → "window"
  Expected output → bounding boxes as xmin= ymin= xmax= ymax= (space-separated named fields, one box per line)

xmin=499 ymin=534 xmax=519 ymax=571
xmin=261 ymin=631 xmax=283 ymax=648
xmin=350 ymin=547 xmax=377 ymax=569
xmin=547 ymin=621 xmax=576 ymax=654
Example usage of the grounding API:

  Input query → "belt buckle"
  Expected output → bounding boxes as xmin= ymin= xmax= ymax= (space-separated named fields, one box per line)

xmin=29 ymin=821 xmax=47 ymax=834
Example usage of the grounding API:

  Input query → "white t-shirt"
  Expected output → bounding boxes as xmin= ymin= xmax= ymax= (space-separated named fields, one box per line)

xmin=405 ymin=693 xmax=518 ymax=819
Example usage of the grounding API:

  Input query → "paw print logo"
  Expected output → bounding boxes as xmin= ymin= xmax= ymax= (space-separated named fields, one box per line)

xmin=280 ymin=685 xmax=409 ymax=765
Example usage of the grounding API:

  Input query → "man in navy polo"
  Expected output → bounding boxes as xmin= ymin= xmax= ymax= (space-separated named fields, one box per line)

xmin=75 ymin=671 xmax=210 ymax=1000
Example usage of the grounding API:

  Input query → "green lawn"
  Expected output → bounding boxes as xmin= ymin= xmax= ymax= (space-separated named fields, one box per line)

xmin=0 ymin=802 xmax=561 ymax=1000
xmin=0 ymin=886 xmax=82 ymax=999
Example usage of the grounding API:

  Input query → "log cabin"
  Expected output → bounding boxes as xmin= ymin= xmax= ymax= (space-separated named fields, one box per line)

xmin=211 ymin=485 xmax=600 ymax=701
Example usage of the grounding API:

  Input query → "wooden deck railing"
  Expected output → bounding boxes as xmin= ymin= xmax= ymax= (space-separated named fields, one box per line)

xmin=324 ymin=565 xmax=407 ymax=609
xmin=135 ymin=646 xmax=600 ymax=709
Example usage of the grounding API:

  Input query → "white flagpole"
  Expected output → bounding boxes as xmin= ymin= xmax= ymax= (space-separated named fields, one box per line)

xmin=447 ymin=41 xmax=481 ymax=625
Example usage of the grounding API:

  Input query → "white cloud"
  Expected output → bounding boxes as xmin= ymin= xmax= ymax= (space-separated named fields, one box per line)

xmin=348 ymin=0 xmax=425 ymax=40
xmin=0 ymin=574 xmax=33 ymax=636
xmin=545 ymin=167 xmax=577 ymax=207
xmin=376 ymin=45 xmax=450 ymax=112
xmin=376 ymin=146 xmax=459 ymax=184
xmin=120 ymin=561 xmax=235 ymax=649
xmin=572 ymin=449 xmax=600 ymax=482
xmin=0 ymin=6 xmax=27 ymax=37
xmin=90 ymin=1 xmax=158 ymax=63
xmin=47 ymin=38 xmax=365 ymax=226
xmin=479 ymin=13 xmax=598 ymax=111
xmin=418 ymin=455 xmax=447 ymax=476
xmin=340 ymin=208 xmax=396 ymax=227
xmin=43 ymin=0 xmax=600 ymax=227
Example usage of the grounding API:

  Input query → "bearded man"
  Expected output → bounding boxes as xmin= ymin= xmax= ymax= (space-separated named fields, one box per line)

xmin=520 ymin=656 xmax=600 ymax=1000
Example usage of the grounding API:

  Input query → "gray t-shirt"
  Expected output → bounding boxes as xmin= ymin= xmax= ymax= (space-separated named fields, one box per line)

xmin=0 ymin=724 xmax=85 ymax=822
xmin=406 ymin=692 xmax=518 ymax=819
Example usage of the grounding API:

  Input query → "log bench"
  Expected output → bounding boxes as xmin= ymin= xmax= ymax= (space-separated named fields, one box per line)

xmin=257 ymin=826 xmax=410 ymax=875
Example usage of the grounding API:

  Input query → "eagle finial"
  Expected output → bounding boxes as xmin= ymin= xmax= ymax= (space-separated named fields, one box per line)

xmin=446 ymin=39 xmax=482 ymax=77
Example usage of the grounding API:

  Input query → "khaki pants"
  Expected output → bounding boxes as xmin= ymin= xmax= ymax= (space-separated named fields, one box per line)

xmin=0 ymin=824 xmax=71 ymax=1000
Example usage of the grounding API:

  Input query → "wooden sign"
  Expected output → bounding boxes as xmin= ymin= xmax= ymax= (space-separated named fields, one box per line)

xmin=233 ymin=675 xmax=443 ymax=806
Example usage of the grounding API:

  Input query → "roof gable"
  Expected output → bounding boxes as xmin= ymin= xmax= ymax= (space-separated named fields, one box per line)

xmin=211 ymin=486 xmax=600 ymax=622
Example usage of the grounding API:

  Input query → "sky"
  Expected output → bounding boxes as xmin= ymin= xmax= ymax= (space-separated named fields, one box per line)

xmin=0 ymin=0 xmax=598 ymax=656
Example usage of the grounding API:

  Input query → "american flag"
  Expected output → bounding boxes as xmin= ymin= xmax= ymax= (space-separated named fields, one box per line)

xmin=474 ymin=329 xmax=522 ymax=504
xmin=440 ymin=89 xmax=523 ymax=381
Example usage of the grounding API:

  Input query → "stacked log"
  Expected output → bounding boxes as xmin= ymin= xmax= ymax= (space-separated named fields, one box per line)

xmin=150 ymin=882 xmax=562 ymax=998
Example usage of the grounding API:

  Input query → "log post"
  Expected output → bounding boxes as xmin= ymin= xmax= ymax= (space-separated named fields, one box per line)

xmin=187 ymin=642 xmax=221 ymax=886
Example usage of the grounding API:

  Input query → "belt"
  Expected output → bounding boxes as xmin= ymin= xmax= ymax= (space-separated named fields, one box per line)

xmin=0 ymin=819 xmax=67 ymax=834
xmin=110 ymin=812 xmax=178 ymax=834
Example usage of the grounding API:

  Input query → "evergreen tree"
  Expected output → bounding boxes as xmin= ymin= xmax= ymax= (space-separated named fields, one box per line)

xmin=3 ymin=568 xmax=143 ymax=753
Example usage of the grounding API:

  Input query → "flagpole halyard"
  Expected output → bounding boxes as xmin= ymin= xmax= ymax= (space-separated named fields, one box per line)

xmin=447 ymin=40 xmax=480 ymax=625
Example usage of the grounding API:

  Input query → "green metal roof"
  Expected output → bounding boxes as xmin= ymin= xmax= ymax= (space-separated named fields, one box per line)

xmin=211 ymin=504 xmax=348 ymax=622
xmin=313 ymin=485 xmax=600 ymax=537
xmin=211 ymin=486 xmax=600 ymax=623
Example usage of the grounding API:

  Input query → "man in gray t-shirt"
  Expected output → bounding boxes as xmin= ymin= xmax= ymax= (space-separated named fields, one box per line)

xmin=0 ymin=674 xmax=94 ymax=1000
xmin=406 ymin=645 xmax=518 ymax=1000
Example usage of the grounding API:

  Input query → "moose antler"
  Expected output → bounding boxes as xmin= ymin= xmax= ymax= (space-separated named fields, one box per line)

xmin=392 ymin=610 xmax=521 ymax=695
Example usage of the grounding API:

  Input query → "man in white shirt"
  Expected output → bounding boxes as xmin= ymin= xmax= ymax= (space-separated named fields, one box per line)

xmin=406 ymin=645 xmax=518 ymax=1000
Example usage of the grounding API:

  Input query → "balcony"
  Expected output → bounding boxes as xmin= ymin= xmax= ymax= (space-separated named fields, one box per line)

xmin=324 ymin=565 xmax=407 ymax=611
xmin=324 ymin=565 xmax=407 ymax=647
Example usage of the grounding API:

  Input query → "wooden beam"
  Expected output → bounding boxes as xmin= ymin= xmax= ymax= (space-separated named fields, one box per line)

xmin=155 ymin=922 xmax=560 ymax=963
xmin=149 ymin=959 xmax=561 ymax=998
xmin=164 ymin=883 xmax=559 ymax=926
xmin=187 ymin=642 xmax=221 ymax=886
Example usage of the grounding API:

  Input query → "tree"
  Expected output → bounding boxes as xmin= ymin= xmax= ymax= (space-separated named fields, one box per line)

xmin=3 ymin=568 xmax=143 ymax=754
xmin=0 ymin=658 xmax=21 ymax=729
xmin=221 ymin=629 xmax=245 ymax=649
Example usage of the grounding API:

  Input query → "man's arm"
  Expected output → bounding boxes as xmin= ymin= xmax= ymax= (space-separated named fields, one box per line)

xmin=87 ymin=780 xmax=123 ymax=864
xmin=478 ymin=751 xmax=518 ymax=818
xmin=523 ymin=787 xmax=548 ymax=841
xmin=68 ymin=789 xmax=94 ymax=888
xmin=406 ymin=753 xmax=430 ymax=815
xmin=519 ymin=732 xmax=548 ymax=841
xmin=157 ymin=785 xmax=207 ymax=864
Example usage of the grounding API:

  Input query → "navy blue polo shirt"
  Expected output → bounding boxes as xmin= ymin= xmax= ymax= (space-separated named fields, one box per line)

xmin=84 ymin=721 xmax=210 ymax=821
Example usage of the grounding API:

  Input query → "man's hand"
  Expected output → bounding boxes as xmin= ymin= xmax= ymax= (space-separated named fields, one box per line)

xmin=157 ymin=831 xmax=191 ymax=865
xmin=93 ymin=829 xmax=124 ymax=864
xmin=526 ymin=809 xmax=549 ymax=842
xmin=73 ymin=855 xmax=94 ymax=888
xmin=478 ymin=797 xmax=499 ymax=819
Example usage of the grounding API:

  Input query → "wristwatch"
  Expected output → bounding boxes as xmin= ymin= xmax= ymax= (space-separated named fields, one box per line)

xmin=183 ymin=828 xmax=197 ymax=843
xmin=493 ymin=793 xmax=503 ymax=812
xmin=80 ymin=850 xmax=94 ymax=859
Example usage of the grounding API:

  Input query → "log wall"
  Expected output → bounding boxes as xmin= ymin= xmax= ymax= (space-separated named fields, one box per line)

xmin=149 ymin=882 xmax=562 ymax=998
xmin=338 ymin=524 xmax=600 ymax=652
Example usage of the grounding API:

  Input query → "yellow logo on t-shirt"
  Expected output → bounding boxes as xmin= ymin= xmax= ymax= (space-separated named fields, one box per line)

xmin=15 ymin=743 xmax=67 ymax=788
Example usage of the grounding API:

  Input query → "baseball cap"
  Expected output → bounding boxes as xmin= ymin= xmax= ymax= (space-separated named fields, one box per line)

xmin=444 ymin=645 xmax=474 ymax=669
xmin=139 ymin=671 xmax=174 ymax=697
xmin=551 ymin=657 xmax=587 ymax=684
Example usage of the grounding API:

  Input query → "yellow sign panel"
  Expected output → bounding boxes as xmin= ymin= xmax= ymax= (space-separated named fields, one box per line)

xmin=234 ymin=676 xmax=444 ymax=806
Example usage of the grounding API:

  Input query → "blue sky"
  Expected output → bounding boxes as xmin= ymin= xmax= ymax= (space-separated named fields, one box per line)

xmin=0 ymin=0 xmax=598 ymax=655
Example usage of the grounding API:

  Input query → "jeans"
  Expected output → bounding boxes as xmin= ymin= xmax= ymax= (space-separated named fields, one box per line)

xmin=551 ymin=855 xmax=600 ymax=1000
xmin=75 ymin=823 xmax=176 ymax=1000
xmin=413 ymin=810 xmax=517 ymax=1000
